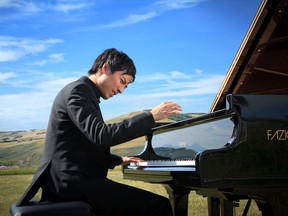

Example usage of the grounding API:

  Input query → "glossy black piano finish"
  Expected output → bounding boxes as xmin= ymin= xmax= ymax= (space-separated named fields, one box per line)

xmin=123 ymin=94 xmax=288 ymax=215
xmin=123 ymin=0 xmax=288 ymax=214
xmin=195 ymin=94 xmax=288 ymax=216
xmin=198 ymin=94 xmax=288 ymax=187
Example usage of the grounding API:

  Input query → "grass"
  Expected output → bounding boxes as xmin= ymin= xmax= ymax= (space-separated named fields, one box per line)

xmin=0 ymin=167 xmax=36 ymax=176
xmin=1 ymin=167 xmax=261 ymax=216
xmin=0 ymin=120 xmax=262 ymax=215
xmin=0 ymin=174 xmax=41 ymax=216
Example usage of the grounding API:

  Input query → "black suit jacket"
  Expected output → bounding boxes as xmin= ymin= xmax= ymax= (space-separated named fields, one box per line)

xmin=17 ymin=76 xmax=155 ymax=206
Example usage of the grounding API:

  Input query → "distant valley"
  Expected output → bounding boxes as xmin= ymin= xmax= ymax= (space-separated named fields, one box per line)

xmin=0 ymin=112 xmax=202 ymax=168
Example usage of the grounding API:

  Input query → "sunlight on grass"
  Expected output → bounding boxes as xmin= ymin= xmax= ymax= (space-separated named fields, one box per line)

xmin=1 ymin=167 xmax=261 ymax=216
xmin=0 ymin=175 xmax=34 ymax=216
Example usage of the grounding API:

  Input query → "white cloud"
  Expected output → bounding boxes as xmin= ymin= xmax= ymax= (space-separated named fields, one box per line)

xmin=0 ymin=0 xmax=90 ymax=12
xmin=100 ymin=11 xmax=158 ymax=28
xmin=0 ymin=0 xmax=92 ymax=24
xmin=136 ymin=72 xmax=169 ymax=82
xmin=195 ymin=68 xmax=203 ymax=74
xmin=0 ymin=0 xmax=43 ymax=12
xmin=34 ymin=77 xmax=77 ymax=92
xmin=0 ymin=69 xmax=223 ymax=131
xmin=52 ymin=2 xmax=90 ymax=13
xmin=137 ymin=70 xmax=196 ymax=83
xmin=0 ymin=36 xmax=63 ymax=62
xmin=170 ymin=71 xmax=189 ymax=78
xmin=27 ymin=53 xmax=65 ymax=66
xmin=133 ymin=74 xmax=224 ymax=99
xmin=0 ymin=0 xmax=207 ymax=30
xmin=0 ymin=91 xmax=53 ymax=130
xmin=0 ymin=0 xmax=17 ymax=8
xmin=100 ymin=71 xmax=223 ymax=120
xmin=99 ymin=0 xmax=206 ymax=28
xmin=0 ymin=50 xmax=21 ymax=62
xmin=0 ymin=72 xmax=16 ymax=83
xmin=0 ymin=76 xmax=77 ymax=131
xmin=155 ymin=0 xmax=206 ymax=10
xmin=48 ymin=53 xmax=65 ymax=62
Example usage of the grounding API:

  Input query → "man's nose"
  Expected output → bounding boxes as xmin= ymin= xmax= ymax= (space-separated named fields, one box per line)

xmin=117 ymin=86 xmax=125 ymax=94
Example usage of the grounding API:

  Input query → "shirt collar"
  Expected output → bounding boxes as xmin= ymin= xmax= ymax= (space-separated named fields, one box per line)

xmin=79 ymin=76 xmax=101 ymax=103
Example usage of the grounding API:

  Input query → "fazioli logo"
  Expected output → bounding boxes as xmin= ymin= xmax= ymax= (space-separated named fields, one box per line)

xmin=267 ymin=130 xmax=288 ymax=140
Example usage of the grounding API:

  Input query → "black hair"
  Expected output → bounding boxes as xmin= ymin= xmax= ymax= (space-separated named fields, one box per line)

xmin=88 ymin=48 xmax=136 ymax=82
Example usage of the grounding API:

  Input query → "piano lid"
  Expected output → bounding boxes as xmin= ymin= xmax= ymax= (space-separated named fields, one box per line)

xmin=210 ymin=0 xmax=288 ymax=112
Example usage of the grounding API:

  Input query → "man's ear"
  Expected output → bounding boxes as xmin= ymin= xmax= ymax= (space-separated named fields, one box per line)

xmin=101 ymin=63 xmax=110 ymax=74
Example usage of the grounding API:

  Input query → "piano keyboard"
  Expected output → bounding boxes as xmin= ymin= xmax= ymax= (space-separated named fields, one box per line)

xmin=130 ymin=160 xmax=195 ymax=167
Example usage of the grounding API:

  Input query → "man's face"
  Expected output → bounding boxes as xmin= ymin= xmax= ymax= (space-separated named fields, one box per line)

xmin=96 ymin=65 xmax=134 ymax=99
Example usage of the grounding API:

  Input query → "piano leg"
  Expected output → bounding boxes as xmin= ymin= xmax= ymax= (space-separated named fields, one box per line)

xmin=207 ymin=197 xmax=234 ymax=216
xmin=235 ymin=188 xmax=288 ymax=216
xmin=255 ymin=190 xmax=288 ymax=216
xmin=163 ymin=185 xmax=190 ymax=216
xmin=207 ymin=197 xmax=220 ymax=216
xmin=254 ymin=199 xmax=272 ymax=216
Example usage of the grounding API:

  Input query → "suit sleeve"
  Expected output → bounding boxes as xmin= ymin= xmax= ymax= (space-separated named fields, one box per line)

xmin=108 ymin=154 xmax=122 ymax=169
xmin=66 ymin=83 xmax=155 ymax=148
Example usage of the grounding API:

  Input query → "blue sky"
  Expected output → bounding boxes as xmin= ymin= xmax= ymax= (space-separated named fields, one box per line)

xmin=0 ymin=0 xmax=261 ymax=131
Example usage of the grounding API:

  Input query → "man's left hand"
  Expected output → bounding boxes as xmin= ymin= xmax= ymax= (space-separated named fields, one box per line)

xmin=121 ymin=156 xmax=144 ymax=165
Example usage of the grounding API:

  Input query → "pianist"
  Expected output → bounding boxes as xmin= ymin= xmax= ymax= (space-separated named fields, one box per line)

xmin=16 ymin=48 xmax=182 ymax=216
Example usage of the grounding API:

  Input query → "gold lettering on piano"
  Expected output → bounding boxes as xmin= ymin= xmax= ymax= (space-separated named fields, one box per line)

xmin=267 ymin=130 xmax=288 ymax=140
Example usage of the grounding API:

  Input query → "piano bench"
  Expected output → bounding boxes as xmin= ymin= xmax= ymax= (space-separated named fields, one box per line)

xmin=10 ymin=200 xmax=95 ymax=216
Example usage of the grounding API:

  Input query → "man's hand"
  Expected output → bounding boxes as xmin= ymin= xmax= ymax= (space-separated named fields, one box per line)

xmin=150 ymin=101 xmax=182 ymax=121
xmin=121 ymin=156 xmax=144 ymax=166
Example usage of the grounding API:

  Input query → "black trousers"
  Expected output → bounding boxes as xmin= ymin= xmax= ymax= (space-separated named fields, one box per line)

xmin=84 ymin=179 xmax=173 ymax=216
xmin=42 ymin=174 xmax=173 ymax=216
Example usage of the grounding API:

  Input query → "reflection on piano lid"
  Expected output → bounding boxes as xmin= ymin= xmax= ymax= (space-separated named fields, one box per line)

xmin=151 ymin=116 xmax=235 ymax=160
xmin=132 ymin=109 xmax=236 ymax=162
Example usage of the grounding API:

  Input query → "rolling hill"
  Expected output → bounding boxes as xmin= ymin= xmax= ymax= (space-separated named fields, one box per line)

xmin=0 ymin=112 xmax=201 ymax=168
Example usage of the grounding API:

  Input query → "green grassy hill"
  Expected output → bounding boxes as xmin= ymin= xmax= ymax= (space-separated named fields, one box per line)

xmin=0 ymin=130 xmax=46 ymax=167
xmin=0 ymin=112 xmax=200 ymax=168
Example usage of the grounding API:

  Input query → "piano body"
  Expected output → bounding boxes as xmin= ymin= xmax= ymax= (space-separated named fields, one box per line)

xmin=123 ymin=0 xmax=288 ymax=215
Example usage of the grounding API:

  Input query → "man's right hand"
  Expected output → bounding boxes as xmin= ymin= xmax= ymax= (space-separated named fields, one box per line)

xmin=150 ymin=101 xmax=182 ymax=121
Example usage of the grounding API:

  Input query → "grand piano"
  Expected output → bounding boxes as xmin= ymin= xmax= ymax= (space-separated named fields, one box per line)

xmin=122 ymin=0 xmax=288 ymax=215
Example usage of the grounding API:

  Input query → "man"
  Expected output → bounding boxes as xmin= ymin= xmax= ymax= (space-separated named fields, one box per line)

xmin=17 ymin=48 xmax=182 ymax=216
